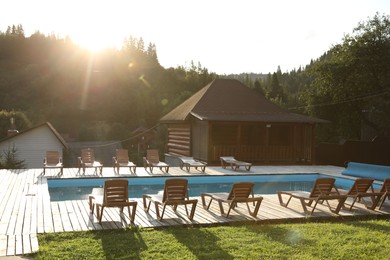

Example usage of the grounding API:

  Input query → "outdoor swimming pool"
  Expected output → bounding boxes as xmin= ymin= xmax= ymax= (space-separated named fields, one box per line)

xmin=48 ymin=174 xmax=376 ymax=201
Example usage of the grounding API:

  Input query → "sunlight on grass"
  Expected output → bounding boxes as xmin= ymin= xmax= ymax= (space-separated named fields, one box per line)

xmin=34 ymin=219 xmax=390 ymax=259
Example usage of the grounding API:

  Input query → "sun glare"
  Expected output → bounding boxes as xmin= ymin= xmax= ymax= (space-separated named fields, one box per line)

xmin=75 ymin=34 xmax=115 ymax=52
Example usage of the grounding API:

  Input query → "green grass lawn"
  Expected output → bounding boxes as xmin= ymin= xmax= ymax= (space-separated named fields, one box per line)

xmin=33 ymin=219 xmax=390 ymax=259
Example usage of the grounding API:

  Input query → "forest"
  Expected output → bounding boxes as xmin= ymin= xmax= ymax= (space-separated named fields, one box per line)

xmin=0 ymin=13 xmax=389 ymax=146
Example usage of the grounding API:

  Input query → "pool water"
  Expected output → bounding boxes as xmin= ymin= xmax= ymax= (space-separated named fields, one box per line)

xmin=48 ymin=174 xmax=377 ymax=201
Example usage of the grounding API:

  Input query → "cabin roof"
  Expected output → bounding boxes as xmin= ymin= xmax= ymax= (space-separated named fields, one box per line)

xmin=0 ymin=121 xmax=69 ymax=149
xmin=160 ymin=79 xmax=327 ymax=123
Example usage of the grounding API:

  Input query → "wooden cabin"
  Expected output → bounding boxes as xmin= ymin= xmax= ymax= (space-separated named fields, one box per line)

xmin=160 ymin=79 xmax=327 ymax=165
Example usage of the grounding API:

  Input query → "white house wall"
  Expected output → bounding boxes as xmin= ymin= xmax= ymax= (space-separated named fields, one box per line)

xmin=0 ymin=126 xmax=64 ymax=168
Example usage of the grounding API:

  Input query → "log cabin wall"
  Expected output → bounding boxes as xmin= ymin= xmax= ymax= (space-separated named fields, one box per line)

xmin=166 ymin=124 xmax=191 ymax=156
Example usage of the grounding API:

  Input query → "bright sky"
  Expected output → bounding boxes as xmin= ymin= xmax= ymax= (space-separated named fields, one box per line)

xmin=1 ymin=0 xmax=389 ymax=74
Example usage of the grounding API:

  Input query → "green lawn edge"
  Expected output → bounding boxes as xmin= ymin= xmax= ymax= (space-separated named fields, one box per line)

xmin=30 ymin=218 xmax=390 ymax=259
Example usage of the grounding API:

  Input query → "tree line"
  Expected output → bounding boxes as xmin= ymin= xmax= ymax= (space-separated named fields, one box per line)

xmin=0 ymin=13 xmax=389 ymax=145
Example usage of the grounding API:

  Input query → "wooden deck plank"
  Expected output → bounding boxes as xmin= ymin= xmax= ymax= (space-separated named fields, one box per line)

xmin=64 ymin=201 xmax=82 ymax=232
xmin=18 ymin=170 xmax=36 ymax=235
xmin=58 ymin=202 xmax=73 ymax=232
xmin=36 ymin=174 xmax=45 ymax=234
xmin=30 ymin=233 xmax=39 ymax=253
xmin=101 ymin=207 xmax=128 ymax=229
xmin=6 ymin=235 xmax=15 ymax=256
xmin=0 ymin=235 xmax=7 ymax=256
xmin=51 ymin=202 xmax=64 ymax=232
xmin=41 ymin=177 xmax=54 ymax=233
xmin=14 ymin=234 xmax=23 ymax=255
xmin=24 ymin=170 xmax=38 ymax=234
xmin=70 ymin=200 xmax=91 ymax=231
xmin=0 ymin=171 xmax=19 ymax=234
xmin=73 ymin=200 xmax=93 ymax=231
xmin=132 ymin=199 xmax=157 ymax=228
xmin=13 ymin=191 xmax=27 ymax=235
xmin=7 ymin=170 xmax=29 ymax=235
xmin=79 ymin=200 xmax=103 ymax=230
xmin=0 ymin=170 xmax=16 ymax=215
xmin=22 ymin=234 xmax=31 ymax=255
xmin=29 ymin=183 xmax=38 ymax=234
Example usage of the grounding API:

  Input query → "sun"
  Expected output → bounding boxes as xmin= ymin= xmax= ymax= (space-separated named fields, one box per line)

xmin=75 ymin=34 xmax=115 ymax=52
xmin=69 ymin=17 xmax=123 ymax=53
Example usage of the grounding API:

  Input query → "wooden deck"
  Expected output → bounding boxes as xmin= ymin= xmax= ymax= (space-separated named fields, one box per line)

xmin=0 ymin=165 xmax=389 ymax=256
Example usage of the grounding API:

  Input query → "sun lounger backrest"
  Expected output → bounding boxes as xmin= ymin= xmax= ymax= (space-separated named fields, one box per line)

xmin=116 ymin=149 xmax=129 ymax=164
xmin=81 ymin=148 xmax=95 ymax=163
xmin=380 ymin=178 xmax=390 ymax=193
xmin=347 ymin=178 xmax=374 ymax=195
xmin=46 ymin=151 xmax=60 ymax=164
xmin=163 ymin=179 xmax=188 ymax=202
xmin=103 ymin=180 xmax=129 ymax=204
xmin=147 ymin=149 xmax=160 ymax=164
xmin=309 ymin=178 xmax=335 ymax=197
xmin=228 ymin=182 xmax=254 ymax=200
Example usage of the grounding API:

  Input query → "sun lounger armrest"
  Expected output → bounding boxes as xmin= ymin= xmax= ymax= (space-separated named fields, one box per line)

xmin=143 ymin=157 xmax=148 ymax=168
xmin=77 ymin=156 xmax=83 ymax=167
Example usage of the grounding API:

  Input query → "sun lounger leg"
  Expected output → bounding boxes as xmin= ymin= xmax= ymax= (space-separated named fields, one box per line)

xmin=143 ymin=195 xmax=152 ymax=212
xmin=224 ymin=202 xmax=234 ymax=217
xmin=247 ymin=198 xmax=263 ymax=217
xmin=378 ymin=195 xmax=386 ymax=209
xmin=365 ymin=195 xmax=382 ymax=210
xmin=98 ymin=205 xmax=105 ymax=223
xmin=217 ymin=200 xmax=225 ymax=216
xmin=277 ymin=192 xmax=293 ymax=207
xmin=201 ymin=194 xmax=213 ymax=210
xmin=156 ymin=203 xmax=166 ymax=220
xmin=131 ymin=203 xmax=137 ymax=224
xmin=127 ymin=206 xmax=133 ymax=224
xmin=89 ymin=197 xmax=94 ymax=214
xmin=188 ymin=200 xmax=197 ymax=220
xmin=332 ymin=197 xmax=347 ymax=214
xmin=298 ymin=198 xmax=309 ymax=213
xmin=347 ymin=198 xmax=358 ymax=211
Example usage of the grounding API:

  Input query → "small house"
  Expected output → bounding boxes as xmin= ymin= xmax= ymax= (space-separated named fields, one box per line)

xmin=0 ymin=122 xmax=68 ymax=168
xmin=160 ymin=79 xmax=327 ymax=165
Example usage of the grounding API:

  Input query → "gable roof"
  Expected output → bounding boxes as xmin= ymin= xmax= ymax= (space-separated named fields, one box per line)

xmin=160 ymin=79 xmax=327 ymax=123
xmin=0 ymin=122 xmax=68 ymax=149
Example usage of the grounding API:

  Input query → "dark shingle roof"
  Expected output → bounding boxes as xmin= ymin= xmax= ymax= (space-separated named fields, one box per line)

xmin=160 ymin=79 xmax=327 ymax=123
